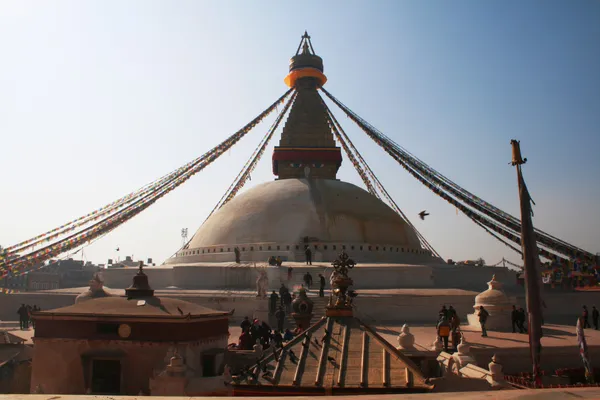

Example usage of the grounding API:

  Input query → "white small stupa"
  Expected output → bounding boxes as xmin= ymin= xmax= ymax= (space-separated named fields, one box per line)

xmin=466 ymin=275 xmax=513 ymax=331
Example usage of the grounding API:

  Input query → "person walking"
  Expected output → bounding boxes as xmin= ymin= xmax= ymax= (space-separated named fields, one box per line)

xmin=447 ymin=306 xmax=457 ymax=320
xmin=305 ymin=246 xmax=312 ymax=265
xmin=478 ymin=306 xmax=489 ymax=337
xmin=283 ymin=290 xmax=292 ymax=314
xmin=279 ymin=284 xmax=288 ymax=306
xmin=582 ymin=305 xmax=591 ymax=329
xmin=303 ymin=272 xmax=313 ymax=290
xmin=240 ymin=316 xmax=251 ymax=332
xmin=287 ymin=266 xmax=293 ymax=281
xmin=439 ymin=305 xmax=448 ymax=319
xmin=511 ymin=305 xmax=519 ymax=333
xmin=275 ymin=306 xmax=286 ymax=332
xmin=17 ymin=304 xmax=27 ymax=330
xmin=518 ymin=307 xmax=527 ymax=333
xmin=592 ymin=306 xmax=599 ymax=330
xmin=269 ymin=291 xmax=279 ymax=315
xmin=437 ymin=316 xmax=451 ymax=351
xmin=318 ymin=274 xmax=326 ymax=297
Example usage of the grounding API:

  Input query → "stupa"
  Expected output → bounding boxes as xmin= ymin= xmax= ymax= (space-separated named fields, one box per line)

xmin=99 ymin=32 xmax=520 ymax=324
xmin=466 ymin=275 xmax=514 ymax=331
xmin=166 ymin=31 xmax=434 ymax=268
xmin=121 ymin=32 xmax=448 ymax=293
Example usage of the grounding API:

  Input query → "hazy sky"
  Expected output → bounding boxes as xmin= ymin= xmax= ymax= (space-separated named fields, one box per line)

xmin=1 ymin=1 xmax=599 ymax=267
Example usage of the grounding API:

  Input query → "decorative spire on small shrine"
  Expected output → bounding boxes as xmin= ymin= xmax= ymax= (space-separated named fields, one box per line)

xmin=126 ymin=261 xmax=155 ymax=299
xmin=326 ymin=250 xmax=357 ymax=317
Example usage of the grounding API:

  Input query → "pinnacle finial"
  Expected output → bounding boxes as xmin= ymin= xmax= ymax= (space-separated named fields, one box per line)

xmin=138 ymin=261 xmax=144 ymax=274
xmin=295 ymin=31 xmax=316 ymax=56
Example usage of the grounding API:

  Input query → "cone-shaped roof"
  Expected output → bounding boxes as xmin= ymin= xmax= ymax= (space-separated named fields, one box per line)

xmin=233 ymin=251 xmax=432 ymax=394
xmin=232 ymin=316 xmax=431 ymax=393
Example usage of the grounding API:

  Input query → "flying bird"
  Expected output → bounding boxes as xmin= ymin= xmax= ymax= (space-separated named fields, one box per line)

xmin=321 ymin=329 xmax=330 ymax=343
xmin=116 ymin=247 xmax=120 ymax=251
xmin=418 ymin=210 xmax=430 ymax=220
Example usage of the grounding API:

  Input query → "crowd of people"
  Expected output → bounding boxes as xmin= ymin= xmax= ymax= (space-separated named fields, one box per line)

xmin=17 ymin=303 xmax=40 ymax=330
xmin=232 ymin=316 xmax=297 ymax=351
xmin=436 ymin=305 xmax=462 ymax=351
xmin=436 ymin=303 xmax=599 ymax=352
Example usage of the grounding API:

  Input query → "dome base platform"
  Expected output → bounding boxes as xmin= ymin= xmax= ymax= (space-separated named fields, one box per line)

xmin=100 ymin=261 xmax=521 ymax=292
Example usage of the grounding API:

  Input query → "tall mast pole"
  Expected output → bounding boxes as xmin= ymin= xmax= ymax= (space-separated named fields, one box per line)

xmin=510 ymin=139 xmax=543 ymax=386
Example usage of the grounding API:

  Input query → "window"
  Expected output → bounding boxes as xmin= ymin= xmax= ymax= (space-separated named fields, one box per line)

xmin=96 ymin=323 xmax=119 ymax=335
xmin=251 ymin=247 xmax=254 ymax=251
xmin=277 ymin=245 xmax=280 ymax=250
xmin=383 ymin=247 xmax=386 ymax=251
xmin=286 ymin=245 xmax=290 ymax=250
xmin=227 ymin=248 xmax=231 ymax=252
xmin=368 ymin=246 xmax=372 ymax=251
xmin=220 ymin=248 xmax=223 ymax=252
xmin=333 ymin=245 xmax=337 ymax=250
xmin=202 ymin=354 xmax=217 ymax=377
xmin=295 ymin=245 xmax=299 ymax=250
xmin=314 ymin=245 xmax=318 ymax=250
xmin=324 ymin=245 xmax=328 ymax=250
xmin=259 ymin=246 xmax=262 ymax=251
xmin=359 ymin=246 xmax=363 ymax=251
xmin=268 ymin=246 xmax=272 ymax=250
xmin=376 ymin=246 xmax=379 ymax=251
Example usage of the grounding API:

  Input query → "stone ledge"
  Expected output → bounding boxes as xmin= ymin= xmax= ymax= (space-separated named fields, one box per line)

xmin=3 ymin=387 xmax=600 ymax=399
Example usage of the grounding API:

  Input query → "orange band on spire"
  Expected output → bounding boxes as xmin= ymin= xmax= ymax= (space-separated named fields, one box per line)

xmin=284 ymin=68 xmax=327 ymax=88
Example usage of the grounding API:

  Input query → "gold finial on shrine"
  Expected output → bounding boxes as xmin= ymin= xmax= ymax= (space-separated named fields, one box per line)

xmin=285 ymin=31 xmax=327 ymax=88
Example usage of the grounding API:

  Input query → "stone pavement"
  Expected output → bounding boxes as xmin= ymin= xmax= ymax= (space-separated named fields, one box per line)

xmin=228 ymin=322 xmax=600 ymax=351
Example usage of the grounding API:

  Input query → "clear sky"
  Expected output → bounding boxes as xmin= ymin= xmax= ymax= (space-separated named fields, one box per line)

xmin=1 ymin=1 xmax=599 ymax=267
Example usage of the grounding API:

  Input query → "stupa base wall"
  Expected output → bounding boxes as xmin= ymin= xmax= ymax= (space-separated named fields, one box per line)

xmin=100 ymin=262 xmax=521 ymax=292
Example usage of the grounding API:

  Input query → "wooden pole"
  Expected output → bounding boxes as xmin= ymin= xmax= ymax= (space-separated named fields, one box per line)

xmin=510 ymin=139 xmax=543 ymax=387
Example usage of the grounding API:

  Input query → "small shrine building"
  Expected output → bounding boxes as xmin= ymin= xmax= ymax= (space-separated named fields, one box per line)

xmin=30 ymin=263 xmax=232 ymax=396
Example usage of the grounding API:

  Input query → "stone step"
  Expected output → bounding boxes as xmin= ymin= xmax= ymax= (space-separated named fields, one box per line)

xmin=0 ymin=321 xmax=21 ymax=329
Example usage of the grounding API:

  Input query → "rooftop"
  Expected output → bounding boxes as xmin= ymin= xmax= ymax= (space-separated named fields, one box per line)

xmin=234 ymin=315 xmax=429 ymax=393
xmin=34 ymin=295 xmax=230 ymax=319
